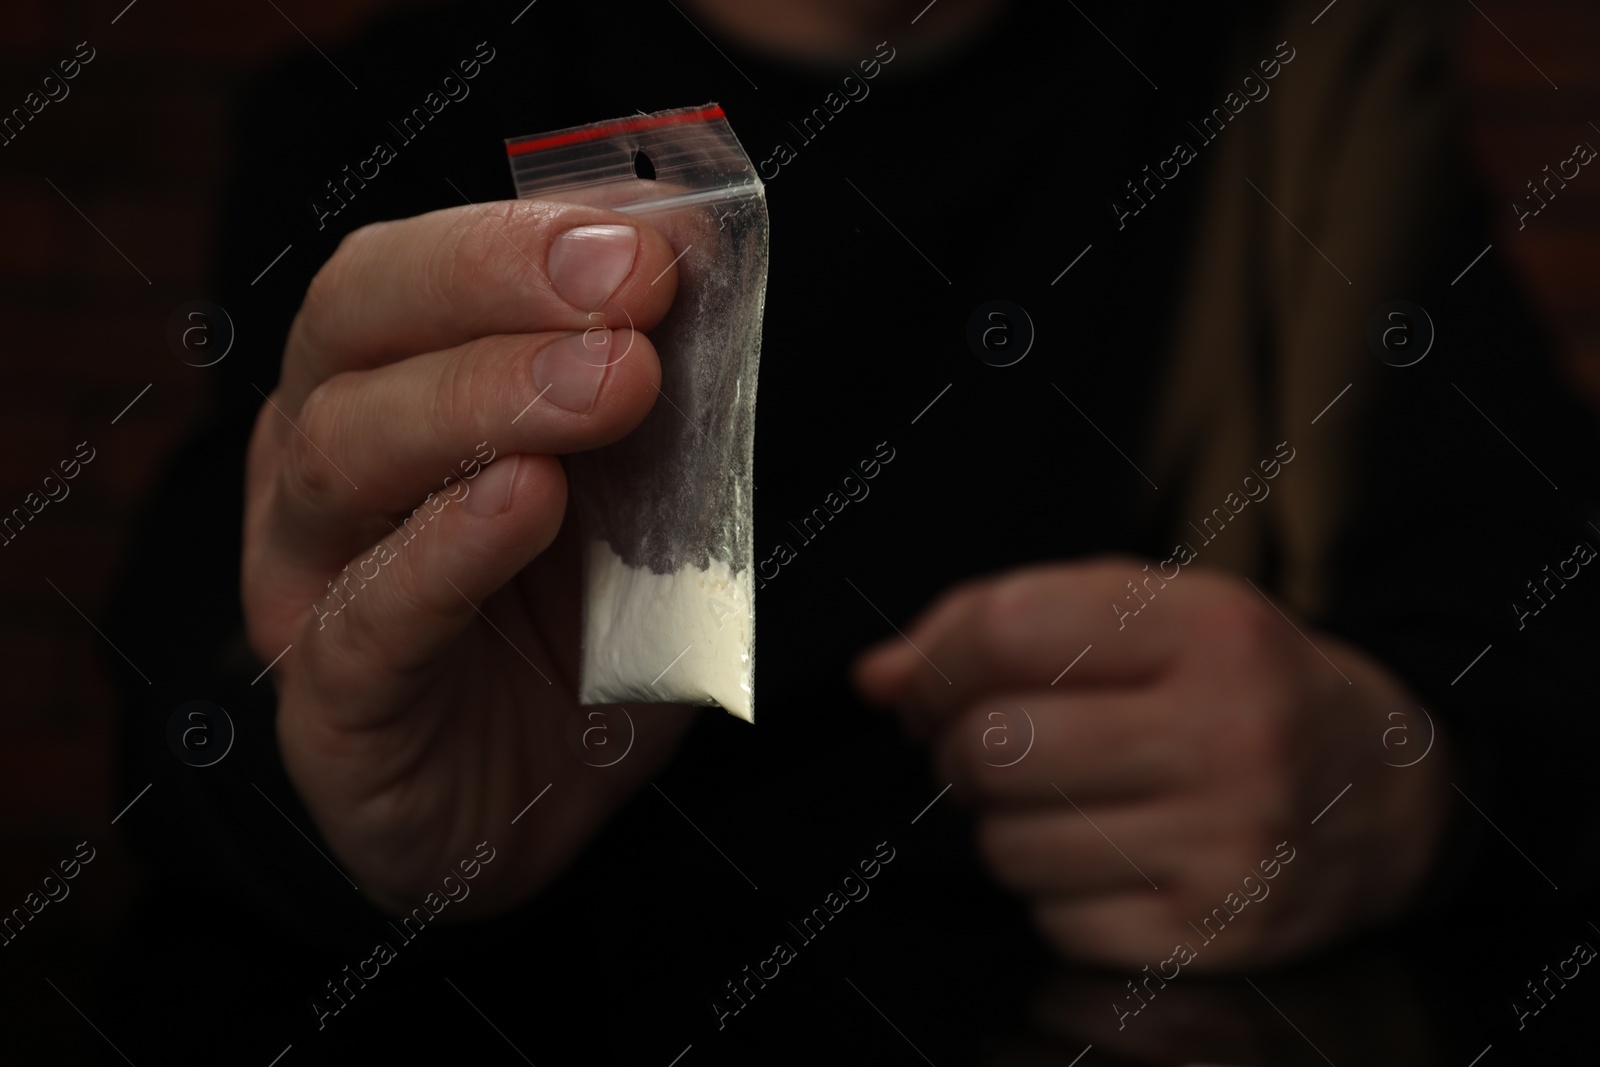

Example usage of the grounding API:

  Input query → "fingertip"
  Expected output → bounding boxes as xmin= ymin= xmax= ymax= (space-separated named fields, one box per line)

xmin=461 ymin=452 xmax=568 ymax=556
xmin=524 ymin=327 xmax=661 ymax=449
xmin=603 ymin=327 xmax=662 ymax=411
xmin=852 ymin=640 xmax=915 ymax=706
xmin=607 ymin=216 xmax=679 ymax=328
xmin=463 ymin=454 xmax=522 ymax=517
xmin=548 ymin=224 xmax=639 ymax=312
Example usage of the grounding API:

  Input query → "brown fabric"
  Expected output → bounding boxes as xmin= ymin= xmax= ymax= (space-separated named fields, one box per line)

xmin=1147 ymin=0 xmax=1456 ymax=616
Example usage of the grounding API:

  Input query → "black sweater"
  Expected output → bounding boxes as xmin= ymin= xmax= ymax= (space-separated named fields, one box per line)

xmin=99 ymin=1 xmax=1600 ymax=1063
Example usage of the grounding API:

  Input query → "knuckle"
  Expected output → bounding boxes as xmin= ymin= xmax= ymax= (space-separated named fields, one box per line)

xmin=378 ymin=540 xmax=452 ymax=640
xmin=299 ymin=222 xmax=380 ymax=342
xmin=973 ymin=705 xmax=1027 ymax=769
xmin=1205 ymin=695 xmax=1292 ymax=779
xmin=280 ymin=376 xmax=348 ymax=503
xmin=941 ymin=706 xmax=1032 ymax=800
xmin=426 ymin=204 xmax=502 ymax=319
xmin=297 ymin=262 xmax=337 ymax=333
xmin=432 ymin=341 xmax=492 ymax=432
xmin=334 ymin=594 xmax=389 ymax=671
xmin=971 ymin=577 xmax=1038 ymax=669
xmin=332 ymin=556 xmax=424 ymax=671
xmin=1194 ymin=586 xmax=1278 ymax=664
xmin=1179 ymin=584 xmax=1305 ymax=779
xmin=455 ymin=199 xmax=555 ymax=302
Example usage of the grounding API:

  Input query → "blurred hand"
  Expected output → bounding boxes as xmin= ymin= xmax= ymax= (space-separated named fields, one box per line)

xmin=242 ymin=200 xmax=697 ymax=918
xmin=853 ymin=558 xmax=1452 ymax=969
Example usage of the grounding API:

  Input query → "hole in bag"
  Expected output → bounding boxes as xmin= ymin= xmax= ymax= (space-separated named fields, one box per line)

xmin=632 ymin=149 xmax=656 ymax=181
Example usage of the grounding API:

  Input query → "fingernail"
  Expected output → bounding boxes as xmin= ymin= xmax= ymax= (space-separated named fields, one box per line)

xmin=548 ymin=224 xmax=638 ymax=311
xmin=532 ymin=333 xmax=609 ymax=413
xmin=466 ymin=455 xmax=519 ymax=516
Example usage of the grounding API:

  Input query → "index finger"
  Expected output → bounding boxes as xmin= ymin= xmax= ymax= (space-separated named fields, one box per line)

xmin=279 ymin=198 xmax=681 ymax=411
xmin=853 ymin=559 xmax=1181 ymax=724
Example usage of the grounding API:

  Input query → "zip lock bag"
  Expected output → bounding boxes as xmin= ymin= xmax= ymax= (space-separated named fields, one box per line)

xmin=505 ymin=103 xmax=768 ymax=722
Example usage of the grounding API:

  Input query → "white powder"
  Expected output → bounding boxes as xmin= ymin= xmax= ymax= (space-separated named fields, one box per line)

xmin=580 ymin=540 xmax=755 ymax=722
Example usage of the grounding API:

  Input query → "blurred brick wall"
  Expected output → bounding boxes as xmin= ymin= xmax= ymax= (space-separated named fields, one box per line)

xmin=0 ymin=0 xmax=416 ymax=1057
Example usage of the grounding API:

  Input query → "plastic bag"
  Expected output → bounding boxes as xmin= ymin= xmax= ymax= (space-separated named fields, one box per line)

xmin=505 ymin=103 xmax=767 ymax=721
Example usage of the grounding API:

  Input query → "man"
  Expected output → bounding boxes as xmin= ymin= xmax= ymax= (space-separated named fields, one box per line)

xmin=105 ymin=0 xmax=1600 ymax=1061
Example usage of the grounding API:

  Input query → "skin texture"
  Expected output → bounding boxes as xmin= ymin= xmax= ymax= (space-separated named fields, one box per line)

xmin=242 ymin=200 xmax=698 ymax=918
xmin=242 ymin=0 xmax=1458 ymax=963
xmin=852 ymin=558 xmax=1454 ymax=970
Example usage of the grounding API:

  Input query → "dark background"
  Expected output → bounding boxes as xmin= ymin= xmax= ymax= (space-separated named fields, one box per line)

xmin=0 ymin=0 xmax=1597 ymax=1061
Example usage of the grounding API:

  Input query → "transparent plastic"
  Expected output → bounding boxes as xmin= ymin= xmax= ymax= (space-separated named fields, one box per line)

xmin=505 ymin=103 xmax=767 ymax=721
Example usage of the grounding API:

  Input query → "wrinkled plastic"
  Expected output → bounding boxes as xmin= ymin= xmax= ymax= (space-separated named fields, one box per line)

xmin=505 ymin=103 xmax=767 ymax=721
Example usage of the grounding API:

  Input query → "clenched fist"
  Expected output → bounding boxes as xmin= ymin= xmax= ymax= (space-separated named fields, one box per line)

xmin=853 ymin=558 xmax=1453 ymax=969
xmin=242 ymin=200 xmax=699 ymax=918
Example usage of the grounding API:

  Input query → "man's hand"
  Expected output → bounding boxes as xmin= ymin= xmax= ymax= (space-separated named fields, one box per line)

xmin=852 ymin=558 xmax=1452 ymax=970
xmin=242 ymin=200 xmax=697 ymax=919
